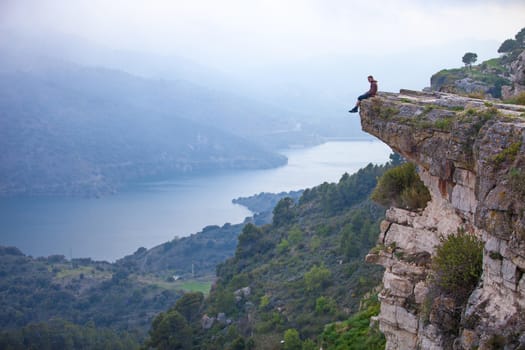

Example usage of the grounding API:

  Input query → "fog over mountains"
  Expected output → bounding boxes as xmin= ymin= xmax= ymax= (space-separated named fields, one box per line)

xmin=0 ymin=28 xmax=506 ymax=197
xmin=0 ymin=34 xmax=345 ymax=197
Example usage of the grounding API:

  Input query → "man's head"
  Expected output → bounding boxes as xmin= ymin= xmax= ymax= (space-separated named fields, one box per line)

xmin=368 ymin=75 xmax=374 ymax=82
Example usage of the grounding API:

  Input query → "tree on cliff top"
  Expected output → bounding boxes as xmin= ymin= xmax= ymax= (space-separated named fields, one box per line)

xmin=462 ymin=52 xmax=477 ymax=69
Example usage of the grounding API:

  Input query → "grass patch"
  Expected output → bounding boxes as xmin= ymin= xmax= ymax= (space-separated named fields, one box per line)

xmin=177 ymin=280 xmax=213 ymax=294
xmin=434 ymin=117 xmax=454 ymax=131
xmin=492 ymin=141 xmax=522 ymax=165
xmin=54 ymin=265 xmax=98 ymax=279
xmin=135 ymin=275 xmax=213 ymax=294
xmin=457 ymin=106 xmax=498 ymax=136
xmin=422 ymin=105 xmax=436 ymax=114
xmin=370 ymin=99 xmax=399 ymax=119
xmin=504 ymin=92 xmax=525 ymax=106
xmin=466 ymin=92 xmax=486 ymax=99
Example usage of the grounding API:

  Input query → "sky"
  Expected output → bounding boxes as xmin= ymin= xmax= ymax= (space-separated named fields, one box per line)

xmin=1 ymin=0 xmax=524 ymax=117
xmin=2 ymin=0 xmax=525 ymax=71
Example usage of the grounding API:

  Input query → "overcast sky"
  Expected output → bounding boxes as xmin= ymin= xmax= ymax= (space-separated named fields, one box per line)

xmin=2 ymin=0 xmax=524 ymax=71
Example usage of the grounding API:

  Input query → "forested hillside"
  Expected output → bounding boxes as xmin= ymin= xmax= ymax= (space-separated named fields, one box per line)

xmin=145 ymin=159 xmax=401 ymax=349
xmin=0 ymin=191 xmax=299 ymax=349
xmin=0 ymin=247 xmax=178 ymax=349
xmin=0 ymin=160 xmax=398 ymax=349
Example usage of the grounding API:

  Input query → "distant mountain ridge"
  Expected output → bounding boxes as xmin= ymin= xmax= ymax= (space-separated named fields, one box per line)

xmin=0 ymin=53 xmax=326 ymax=196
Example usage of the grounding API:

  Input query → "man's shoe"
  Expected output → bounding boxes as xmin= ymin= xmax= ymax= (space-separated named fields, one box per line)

xmin=349 ymin=107 xmax=358 ymax=113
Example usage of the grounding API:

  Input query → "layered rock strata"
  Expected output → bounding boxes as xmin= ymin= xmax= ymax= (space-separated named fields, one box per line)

xmin=362 ymin=90 xmax=525 ymax=349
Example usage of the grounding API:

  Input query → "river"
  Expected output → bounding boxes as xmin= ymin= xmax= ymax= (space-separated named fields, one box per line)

xmin=0 ymin=140 xmax=391 ymax=261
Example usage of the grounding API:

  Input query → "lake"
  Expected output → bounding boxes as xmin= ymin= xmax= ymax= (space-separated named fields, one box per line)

xmin=0 ymin=140 xmax=391 ymax=261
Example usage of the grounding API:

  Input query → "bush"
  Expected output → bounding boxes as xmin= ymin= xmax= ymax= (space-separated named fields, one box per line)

xmin=259 ymin=295 xmax=270 ymax=309
xmin=288 ymin=226 xmax=304 ymax=245
xmin=492 ymin=141 xmax=522 ymax=166
xmin=146 ymin=309 xmax=192 ymax=350
xmin=283 ymin=329 xmax=302 ymax=350
xmin=304 ymin=265 xmax=331 ymax=292
xmin=371 ymin=162 xmax=430 ymax=210
xmin=431 ymin=230 xmax=483 ymax=304
xmin=277 ymin=239 xmax=290 ymax=254
xmin=273 ymin=198 xmax=296 ymax=226
xmin=315 ymin=296 xmax=337 ymax=315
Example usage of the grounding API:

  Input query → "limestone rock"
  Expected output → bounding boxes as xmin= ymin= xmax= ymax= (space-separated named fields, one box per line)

xmin=502 ymin=50 xmax=525 ymax=99
xmin=234 ymin=286 xmax=251 ymax=302
xmin=361 ymin=90 xmax=525 ymax=349
xmin=201 ymin=314 xmax=215 ymax=329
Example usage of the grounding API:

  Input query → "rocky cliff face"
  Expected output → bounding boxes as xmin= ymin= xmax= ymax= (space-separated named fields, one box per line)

xmin=502 ymin=50 xmax=525 ymax=99
xmin=362 ymin=90 xmax=525 ymax=349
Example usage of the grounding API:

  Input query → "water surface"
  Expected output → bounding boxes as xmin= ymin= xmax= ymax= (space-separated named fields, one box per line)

xmin=0 ymin=140 xmax=391 ymax=261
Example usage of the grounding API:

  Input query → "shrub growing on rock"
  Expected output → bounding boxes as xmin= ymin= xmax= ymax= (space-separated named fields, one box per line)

xmin=431 ymin=230 xmax=483 ymax=304
xmin=371 ymin=162 xmax=431 ymax=210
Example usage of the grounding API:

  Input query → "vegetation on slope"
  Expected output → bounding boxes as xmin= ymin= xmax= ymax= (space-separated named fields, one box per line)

xmin=118 ymin=191 xmax=302 ymax=278
xmin=145 ymin=159 xmax=401 ymax=349
xmin=430 ymin=59 xmax=510 ymax=98
xmin=371 ymin=162 xmax=430 ymax=210
xmin=0 ymin=191 xmax=302 ymax=348
xmin=431 ymin=26 xmax=525 ymax=99
xmin=0 ymin=247 xmax=182 ymax=347
xmin=320 ymin=293 xmax=385 ymax=350
xmin=431 ymin=231 xmax=483 ymax=303
xmin=420 ymin=230 xmax=484 ymax=346
xmin=0 ymin=319 xmax=139 ymax=350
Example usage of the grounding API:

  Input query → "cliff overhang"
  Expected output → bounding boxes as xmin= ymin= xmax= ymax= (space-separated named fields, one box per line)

xmin=361 ymin=90 xmax=525 ymax=349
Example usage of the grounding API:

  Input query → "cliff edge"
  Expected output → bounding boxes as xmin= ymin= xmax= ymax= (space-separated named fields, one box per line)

xmin=362 ymin=90 xmax=525 ymax=349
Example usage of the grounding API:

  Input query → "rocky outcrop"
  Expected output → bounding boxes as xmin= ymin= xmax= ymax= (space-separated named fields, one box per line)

xmin=502 ymin=50 xmax=525 ymax=99
xmin=430 ymin=48 xmax=525 ymax=100
xmin=362 ymin=90 xmax=525 ymax=349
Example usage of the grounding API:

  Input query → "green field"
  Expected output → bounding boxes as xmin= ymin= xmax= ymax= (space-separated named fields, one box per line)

xmin=176 ymin=279 xmax=214 ymax=294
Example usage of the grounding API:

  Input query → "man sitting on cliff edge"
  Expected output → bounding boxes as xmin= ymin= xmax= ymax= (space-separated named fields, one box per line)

xmin=349 ymin=75 xmax=378 ymax=113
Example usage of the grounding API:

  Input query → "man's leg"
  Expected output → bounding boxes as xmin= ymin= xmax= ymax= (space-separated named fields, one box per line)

xmin=349 ymin=104 xmax=358 ymax=113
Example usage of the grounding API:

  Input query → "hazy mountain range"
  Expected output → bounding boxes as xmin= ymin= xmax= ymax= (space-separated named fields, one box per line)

xmin=0 ymin=37 xmax=336 ymax=197
xmin=2 ymin=30 xmax=493 ymax=197
xmin=0 ymin=57 xmax=300 ymax=196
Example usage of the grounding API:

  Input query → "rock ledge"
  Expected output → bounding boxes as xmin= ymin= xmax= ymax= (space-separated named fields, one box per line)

xmin=361 ymin=90 xmax=525 ymax=349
